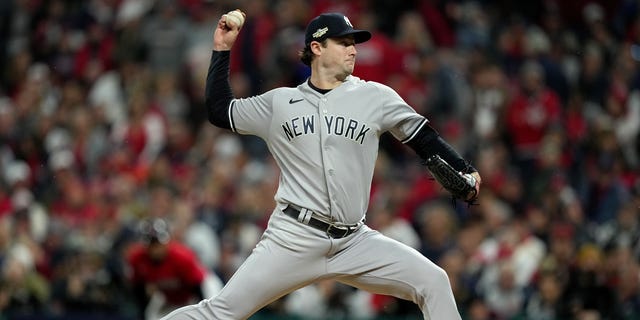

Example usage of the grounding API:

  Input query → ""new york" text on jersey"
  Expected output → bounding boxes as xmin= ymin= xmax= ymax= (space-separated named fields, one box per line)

xmin=281 ymin=115 xmax=371 ymax=144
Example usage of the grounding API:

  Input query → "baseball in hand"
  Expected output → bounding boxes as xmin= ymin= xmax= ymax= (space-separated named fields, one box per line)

xmin=224 ymin=10 xmax=245 ymax=29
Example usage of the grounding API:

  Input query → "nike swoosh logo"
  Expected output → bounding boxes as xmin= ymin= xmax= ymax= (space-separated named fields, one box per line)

xmin=289 ymin=98 xmax=304 ymax=104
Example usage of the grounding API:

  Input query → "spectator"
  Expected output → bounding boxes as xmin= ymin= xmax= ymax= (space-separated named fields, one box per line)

xmin=523 ymin=24 xmax=571 ymax=105
xmin=72 ymin=19 xmax=115 ymax=83
xmin=464 ymin=296 xmax=492 ymax=320
xmin=579 ymin=42 xmax=609 ymax=108
xmin=229 ymin=0 xmax=278 ymax=94
xmin=153 ymin=72 xmax=190 ymax=122
xmin=368 ymin=203 xmax=420 ymax=250
xmin=505 ymin=59 xmax=562 ymax=190
xmin=261 ymin=6 xmax=307 ymax=90
xmin=392 ymin=11 xmax=433 ymax=76
xmin=475 ymin=217 xmax=546 ymax=298
xmin=0 ymin=248 xmax=50 ymax=318
xmin=10 ymin=187 xmax=48 ymax=244
xmin=602 ymin=47 xmax=640 ymax=168
xmin=439 ymin=248 xmax=474 ymax=309
xmin=613 ymin=257 xmax=640 ymax=319
xmin=49 ymin=249 xmax=119 ymax=317
xmin=170 ymin=201 xmax=221 ymax=273
xmin=450 ymin=1 xmax=490 ymax=51
xmin=594 ymin=202 xmax=640 ymax=256
xmin=539 ymin=222 xmax=580 ymax=287
xmin=140 ymin=0 xmax=190 ymax=74
xmin=483 ymin=260 xmax=526 ymax=319
xmin=524 ymin=271 xmax=564 ymax=320
xmin=580 ymin=129 xmax=631 ymax=224
xmin=415 ymin=201 xmax=458 ymax=263
xmin=126 ymin=218 xmax=217 ymax=320
xmin=495 ymin=15 xmax=528 ymax=77
xmin=558 ymin=243 xmax=616 ymax=319
xmin=468 ymin=63 xmax=509 ymax=143
xmin=352 ymin=10 xmax=399 ymax=84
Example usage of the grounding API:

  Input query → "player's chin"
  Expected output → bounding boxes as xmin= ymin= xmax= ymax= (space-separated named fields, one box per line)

xmin=343 ymin=62 xmax=355 ymax=74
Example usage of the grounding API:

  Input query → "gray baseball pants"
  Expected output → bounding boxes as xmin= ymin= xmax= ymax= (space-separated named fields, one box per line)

xmin=159 ymin=203 xmax=461 ymax=320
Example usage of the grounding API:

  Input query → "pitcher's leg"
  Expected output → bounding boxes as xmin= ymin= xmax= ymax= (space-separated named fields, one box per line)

xmin=330 ymin=228 xmax=461 ymax=320
xmin=161 ymin=213 xmax=330 ymax=320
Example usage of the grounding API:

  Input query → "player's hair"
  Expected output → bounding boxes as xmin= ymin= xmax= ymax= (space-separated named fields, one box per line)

xmin=299 ymin=39 xmax=327 ymax=66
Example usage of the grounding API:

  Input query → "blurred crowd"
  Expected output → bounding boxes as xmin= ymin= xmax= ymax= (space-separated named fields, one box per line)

xmin=0 ymin=0 xmax=639 ymax=319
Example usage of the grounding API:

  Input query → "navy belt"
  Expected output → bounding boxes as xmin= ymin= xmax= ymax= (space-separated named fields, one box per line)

xmin=282 ymin=205 xmax=360 ymax=239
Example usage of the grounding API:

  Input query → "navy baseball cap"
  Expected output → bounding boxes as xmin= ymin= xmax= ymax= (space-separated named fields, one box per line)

xmin=138 ymin=218 xmax=171 ymax=245
xmin=304 ymin=13 xmax=371 ymax=46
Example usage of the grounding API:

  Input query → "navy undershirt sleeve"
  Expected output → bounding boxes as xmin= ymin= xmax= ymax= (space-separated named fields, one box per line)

xmin=405 ymin=124 xmax=477 ymax=174
xmin=205 ymin=50 xmax=233 ymax=130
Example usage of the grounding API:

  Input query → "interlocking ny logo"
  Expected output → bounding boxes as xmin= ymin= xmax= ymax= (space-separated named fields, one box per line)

xmin=343 ymin=16 xmax=353 ymax=27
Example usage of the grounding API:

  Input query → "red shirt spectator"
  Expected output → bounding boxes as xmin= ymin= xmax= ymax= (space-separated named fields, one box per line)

xmin=350 ymin=10 xmax=405 ymax=84
xmin=506 ymin=61 xmax=562 ymax=157
xmin=127 ymin=241 xmax=206 ymax=306
xmin=418 ymin=1 xmax=455 ymax=47
xmin=127 ymin=218 xmax=206 ymax=318
xmin=73 ymin=21 xmax=115 ymax=81
xmin=49 ymin=173 xmax=100 ymax=227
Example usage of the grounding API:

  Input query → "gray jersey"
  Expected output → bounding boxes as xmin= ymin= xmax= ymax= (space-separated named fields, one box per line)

xmin=229 ymin=75 xmax=427 ymax=224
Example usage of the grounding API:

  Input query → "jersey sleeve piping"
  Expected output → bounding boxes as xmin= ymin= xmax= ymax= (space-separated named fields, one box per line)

xmin=229 ymin=100 xmax=237 ymax=133
xmin=401 ymin=118 xmax=428 ymax=144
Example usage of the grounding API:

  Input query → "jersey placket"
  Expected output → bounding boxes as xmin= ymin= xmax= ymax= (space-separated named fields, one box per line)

xmin=316 ymin=95 xmax=340 ymax=223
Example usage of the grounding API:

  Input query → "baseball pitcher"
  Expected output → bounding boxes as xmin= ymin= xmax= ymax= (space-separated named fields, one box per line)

xmin=160 ymin=10 xmax=481 ymax=320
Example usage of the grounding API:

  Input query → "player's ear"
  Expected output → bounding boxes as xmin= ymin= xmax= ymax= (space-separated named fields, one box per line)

xmin=309 ymin=41 xmax=323 ymax=55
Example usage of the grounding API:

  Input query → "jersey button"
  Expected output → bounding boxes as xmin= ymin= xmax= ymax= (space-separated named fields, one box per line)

xmin=322 ymin=109 xmax=328 ymax=114
xmin=328 ymin=169 xmax=334 ymax=175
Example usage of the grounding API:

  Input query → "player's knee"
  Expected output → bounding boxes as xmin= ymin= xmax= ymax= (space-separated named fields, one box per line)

xmin=416 ymin=265 xmax=453 ymax=297
xmin=413 ymin=266 xmax=460 ymax=319
xmin=434 ymin=266 xmax=453 ymax=290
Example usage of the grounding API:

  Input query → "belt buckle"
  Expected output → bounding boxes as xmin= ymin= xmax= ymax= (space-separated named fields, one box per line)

xmin=326 ymin=224 xmax=350 ymax=238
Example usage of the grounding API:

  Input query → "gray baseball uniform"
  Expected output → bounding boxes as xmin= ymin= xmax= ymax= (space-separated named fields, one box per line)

xmin=232 ymin=77 xmax=426 ymax=225
xmin=160 ymin=12 xmax=464 ymax=320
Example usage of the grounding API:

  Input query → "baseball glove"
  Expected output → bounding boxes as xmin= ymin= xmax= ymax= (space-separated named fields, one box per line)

xmin=425 ymin=154 xmax=478 ymax=205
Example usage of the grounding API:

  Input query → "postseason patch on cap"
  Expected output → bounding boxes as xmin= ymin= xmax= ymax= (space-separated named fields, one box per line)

xmin=313 ymin=27 xmax=328 ymax=39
